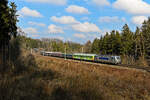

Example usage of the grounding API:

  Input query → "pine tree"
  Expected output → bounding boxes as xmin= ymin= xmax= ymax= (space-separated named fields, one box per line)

xmin=108 ymin=30 xmax=117 ymax=55
xmin=121 ymin=24 xmax=134 ymax=55
xmin=0 ymin=0 xmax=10 ymax=48
xmin=116 ymin=31 xmax=122 ymax=55
xmin=0 ymin=1 xmax=18 ymax=69
xmin=101 ymin=32 xmax=109 ymax=55
xmin=141 ymin=18 xmax=150 ymax=56
xmin=99 ymin=36 xmax=103 ymax=54
xmin=112 ymin=31 xmax=121 ymax=55
xmin=9 ymin=2 xmax=18 ymax=37
xmin=134 ymin=27 xmax=143 ymax=58
xmin=91 ymin=38 xmax=100 ymax=54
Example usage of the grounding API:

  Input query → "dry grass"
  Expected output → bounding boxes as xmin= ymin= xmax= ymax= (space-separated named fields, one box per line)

xmin=35 ymin=55 xmax=150 ymax=100
xmin=1 ymin=54 xmax=150 ymax=100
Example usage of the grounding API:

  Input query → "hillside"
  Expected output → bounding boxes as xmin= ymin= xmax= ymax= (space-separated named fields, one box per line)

xmin=2 ymin=53 xmax=150 ymax=100
xmin=35 ymin=55 xmax=150 ymax=100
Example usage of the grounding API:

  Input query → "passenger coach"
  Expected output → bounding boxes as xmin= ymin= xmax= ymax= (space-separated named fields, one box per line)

xmin=73 ymin=53 xmax=96 ymax=61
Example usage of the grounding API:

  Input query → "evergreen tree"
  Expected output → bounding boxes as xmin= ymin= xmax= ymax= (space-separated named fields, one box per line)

xmin=91 ymin=38 xmax=100 ymax=54
xmin=9 ymin=2 xmax=18 ymax=37
xmin=0 ymin=0 xmax=18 ymax=68
xmin=107 ymin=30 xmax=116 ymax=55
xmin=101 ymin=32 xmax=109 ymax=54
xmin=99 ymin=36 xmax=103 ymax=54
xmin=114 ymin=31 xmax=122 ymax=55
xmin=121 ymin=24 xmax=134 ymax=55
xmin=141 ymin=18 xmax=150 ymax=56
xmin=134 ymin=27 xmax=143 ymax=58
xmin=0 ymin=0 xmax=10 ymax=48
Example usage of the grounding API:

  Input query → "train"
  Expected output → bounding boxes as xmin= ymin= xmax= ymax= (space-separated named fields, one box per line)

xmin=40 ymin=51 xmax=122 ymax=64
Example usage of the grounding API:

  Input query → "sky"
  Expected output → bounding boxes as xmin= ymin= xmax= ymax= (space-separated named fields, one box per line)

xmin=9 ymin=0 xmax=150 ymax=44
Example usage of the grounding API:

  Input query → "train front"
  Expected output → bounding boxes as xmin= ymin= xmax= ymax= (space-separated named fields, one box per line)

xmin=114 ymin=56 xmax=121 ymax=64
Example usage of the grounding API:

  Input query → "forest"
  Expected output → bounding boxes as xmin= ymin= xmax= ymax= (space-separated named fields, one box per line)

xmin=16 ymin=19 xmax=150 ymax=59
xmin=19 ymin=21 xmax=150 ymax=56
xmin=1 ymin=0 xmax=150 ymax=68
xmin=17 ymin=19 xmax=150 ymax=65
xmin=1 ymin=0 xmax=150 ymax=67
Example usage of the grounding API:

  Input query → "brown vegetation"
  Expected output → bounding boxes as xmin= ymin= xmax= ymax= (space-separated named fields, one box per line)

xmin=1 ymin=54 xmax=150 ymax=100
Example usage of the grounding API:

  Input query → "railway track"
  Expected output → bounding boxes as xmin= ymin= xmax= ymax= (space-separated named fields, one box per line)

xmin=38 ymin=54 xmax=150 ymax=73
xmin=118 ymin=64 xmax=150 ymax=73
xmin=68 ymin=59 xmax=150 ymax=73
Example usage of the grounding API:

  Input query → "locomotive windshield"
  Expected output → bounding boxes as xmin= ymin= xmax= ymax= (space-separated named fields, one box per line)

xmin=116 ymin=56 xmax=120 ymax=60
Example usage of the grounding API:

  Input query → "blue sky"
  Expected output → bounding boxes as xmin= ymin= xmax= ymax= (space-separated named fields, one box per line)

xmin=9 ymin=0 xmax=150 ymax=43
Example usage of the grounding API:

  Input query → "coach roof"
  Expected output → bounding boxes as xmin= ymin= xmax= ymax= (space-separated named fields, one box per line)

xmin=73 ymin=53 xmax=97 ymax=56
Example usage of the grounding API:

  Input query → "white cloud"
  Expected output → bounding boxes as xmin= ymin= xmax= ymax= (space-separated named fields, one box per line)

xmin=56 ymin=36 xmax=64 ymax=40
xmin=131 ymin=16 xmax=148 ymax=25
xmin=51 ymin=16 xmax=79 ymax=24
xmin=87 ymin=33 xmax=99 ymax=39
xmin=49 ymin=36 xmax=64 ymax=40
xmin=72 ymin=22 xmax=101 ymax=33
xmin=101 ymin=29 xmax=111 ymax=36
xmin=99 ymin=16 xmax=126 ymax=23
xmin=66 ymin=5 xmax=90 ymax=14
xmin=23 ymin=27 xmax=38 ymax=34
xmin=74 ymin=33 xmax=86 ymax=39
xmin=25 ymin=0 xmax=67 ymax=5
xmin=81 ymin=17 xmax=89 ymax=20
xmin=28 ymin=21 xmax=46 ymax=27
xmin=92 ymin=0 xmax=110 ymax=6
xmin=18 ymin=7 xmax=43 ymax=17
xmin=31 ymin=35 xmax=40 ymax=38
xmin=113 ymin=0 xmax=150 ymax=15
xmin=48 ymin=24 xmax=64 ymax=34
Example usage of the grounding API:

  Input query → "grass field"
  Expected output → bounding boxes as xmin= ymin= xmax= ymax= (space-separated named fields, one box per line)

xmin=1 ymin=54 xmax=150 ymax=100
